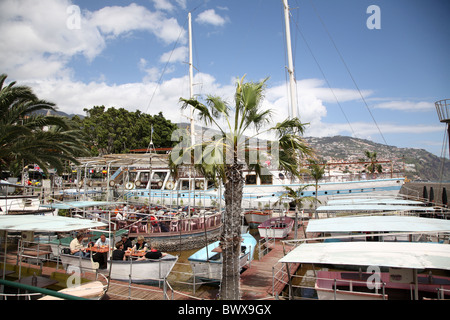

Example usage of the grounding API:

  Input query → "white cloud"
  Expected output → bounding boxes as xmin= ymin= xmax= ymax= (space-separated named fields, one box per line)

xmin=152 ymin=0 xmax=175 ymax=12
xmin=195 ymin=9 xmax=227 ymax=26
xmin=88 ymin=3 xmax=186 ymax=45
xmin=160 ymin=46 xmax=188 ymax=63
xmin=0 ymin=0 xmax=104 ymax=79
xmin=0 ymin=1 xmax=187 ymax=81
xmin=372 ymin=100 xmax=434 ymax=112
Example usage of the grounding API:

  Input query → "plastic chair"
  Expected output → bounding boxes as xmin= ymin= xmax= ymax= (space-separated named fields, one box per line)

xmin=170 ymin=220 xmax=180 ymax=232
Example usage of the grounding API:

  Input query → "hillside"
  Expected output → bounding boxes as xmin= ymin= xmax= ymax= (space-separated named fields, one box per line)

xmin=304 ymin=136 xmax=450 ymax=182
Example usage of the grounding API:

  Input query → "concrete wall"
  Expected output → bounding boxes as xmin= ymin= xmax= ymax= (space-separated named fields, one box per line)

xmin=400 ymin=182 xmax=450 ymax=207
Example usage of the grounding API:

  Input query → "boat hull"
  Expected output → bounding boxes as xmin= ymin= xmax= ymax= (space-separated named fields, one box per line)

xmin=258 ymin=217 xmax=294 ymax=239
xmin=60 ymin=252 xmax=178 ymax=283
xmin=188 ymin=233 xmax=257 ymax=282
xmin=107 ymin=255 xmax=178 ymax=283
xmin=315 ymin=270 xmax=450 ymax=300
xmin=244 ymin=210 xmax=272 ymax=228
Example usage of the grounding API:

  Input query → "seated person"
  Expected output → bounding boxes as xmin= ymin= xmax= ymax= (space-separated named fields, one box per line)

xmin=133 ymin=235 xmax=148 ymax=252
xmin=137 ymin=244 xmax=167 ymax=261
xmin=94 ymin=233 xmax=110 ymax=247
xmin=112 ymin=241 xmax=126 ymax=261
xmin=70 ymin=233 xmax=90 ymax=258
xmin=92 ymin=233 xmax=110 ymax=269
xmin=121 ymin=234 xmax=133 ymax=251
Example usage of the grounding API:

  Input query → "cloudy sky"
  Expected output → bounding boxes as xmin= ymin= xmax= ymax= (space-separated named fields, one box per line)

xmin=1 ymin=0 xmax=449 ymax=156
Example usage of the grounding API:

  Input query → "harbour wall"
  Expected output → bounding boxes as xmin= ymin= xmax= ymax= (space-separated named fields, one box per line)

xmin=400 ymin=181 xmax=450 ymax=207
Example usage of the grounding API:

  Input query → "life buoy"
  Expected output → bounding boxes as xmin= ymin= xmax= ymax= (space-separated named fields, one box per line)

xmin=157 ymin=181 xmax=163 ymax=187
xmin=109 ymin=180 xmax=115 ymax=187
xmin=126 ymin=182 xmax=134 ymax=189
xmin=199 ymin=182 xmax=205 ymax=189
xmin=166 ymin=181 xmax=174 ymax=190
xmin=135 ymin=180 xmax=141 ymax=187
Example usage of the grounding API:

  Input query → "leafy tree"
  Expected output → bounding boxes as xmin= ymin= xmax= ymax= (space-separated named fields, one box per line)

xmin=307 ymin=159 xmax=325 ymax=218
xmin=276 ymin=185 xmax=316 ymax=239
xmin=73 ymin=106 xmax=178 ymax=156
xmin=364 ymin=150 xmax=382 ymax=176
xmin=0 ymin=73 xmax=88 ymax=176
xmin=172 ymin=76 xmax=314 ymax=299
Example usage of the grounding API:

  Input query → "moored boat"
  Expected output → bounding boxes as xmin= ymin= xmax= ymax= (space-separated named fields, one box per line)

xmin=258 ymin=216 xmax=294 ymax=239
xmin=244 ymin=210 xmax=273 ymax=228
xmin=279 ymin=241 xmax=450 ymax=300
xmin=188 ymin=233 xmax=257 ymax=282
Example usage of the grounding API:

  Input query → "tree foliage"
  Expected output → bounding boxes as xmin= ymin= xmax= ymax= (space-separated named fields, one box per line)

xmin=0 ymin=73 xmax=88 ymax=175
xmin=72 ymin=106 xmax=178 ymax=156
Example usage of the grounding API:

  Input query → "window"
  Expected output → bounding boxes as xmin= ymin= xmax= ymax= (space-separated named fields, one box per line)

xmin=245 ymin=174 xmax=257 ymax=185
xmin=260 ymin=175 xmax=273 ymax=185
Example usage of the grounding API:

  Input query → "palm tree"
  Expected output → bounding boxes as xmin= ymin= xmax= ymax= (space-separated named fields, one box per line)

xmin=307 ymin=159 xmax=325 ymax=219
xmin=276 ymin=185 xmax=316 ymax=239
xmin=173 ymin=76 xmax=314 ymax=299
xmin=364 ymin=150 xmax=382 ymax=177
xmin=0 ymin=73 xmax=88 ymax=177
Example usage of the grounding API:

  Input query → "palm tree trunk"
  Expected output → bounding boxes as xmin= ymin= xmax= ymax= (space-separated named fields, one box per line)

xmin=220 ymin=163 xmax=243 ymax=300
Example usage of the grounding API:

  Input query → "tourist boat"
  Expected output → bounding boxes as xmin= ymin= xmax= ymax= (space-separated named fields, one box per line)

xmin=120 ymin=166 xmax=404 ymax=210
xmin=315 ymin=196 xmax=435 ymax=218
xmin=188 ymin=233 xmax=257 ymax=282
xmin=279 ymin=242 xmax=450 ymax=300
xmin=244 ymin=209 xmax=273 ymax=228
xmin=258 ymin=216 xmax=294 ymax=239
xmin=107 ymin=254 xmax=178 ymax=284
xmin=0 ymin=215 xmax=109 ymax=300
xmin=305 ymin=214 xmax=450 ymax=243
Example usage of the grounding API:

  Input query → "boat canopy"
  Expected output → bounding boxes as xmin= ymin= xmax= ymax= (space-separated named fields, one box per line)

xmin=0 ymin=215 xmax=107 ymax=232
xmin=316 ymin=204 xmax=434 ymax=212
xmin=41 ymin=201 xmax=121 ymax=210
xmin=306 ymin=216 xmax=450 ymax=233
xmin=326 ymin=198 xmax=425 ymax=206
xmin=279 ymin=242 xmax=450 ymax=270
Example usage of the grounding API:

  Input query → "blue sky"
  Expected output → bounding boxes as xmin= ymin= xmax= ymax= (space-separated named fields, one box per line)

xmin=1 ymin=0 xmax=449 ymax=157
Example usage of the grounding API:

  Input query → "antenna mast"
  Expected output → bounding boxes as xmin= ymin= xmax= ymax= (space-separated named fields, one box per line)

xmin=188 ymin=12 xmax=195 ymax=145
xmin=283 ymin=0 xmax=298 ymax=118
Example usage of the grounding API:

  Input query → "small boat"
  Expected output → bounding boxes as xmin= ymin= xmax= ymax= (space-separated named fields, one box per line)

xmin=107 ymin=254 xmax=178 ymax=284
xmin=279 ymin=242 xmax=450 ymax=300
xmin=305 ymin=215 xmax=450 ymax=243
xmin=244 ymin=210 xmax=273 ymax=228
xmin=258 ymin=216 xmax=294 ymax=239
xmin=188 ymin=233 xmax=257 ymax=282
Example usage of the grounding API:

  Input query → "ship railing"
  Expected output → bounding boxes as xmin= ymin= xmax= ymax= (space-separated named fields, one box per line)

xmin=123 ymin=212 xmax=222 ymax=234
xmin=258 ymin=236 xmax=275 ymax=260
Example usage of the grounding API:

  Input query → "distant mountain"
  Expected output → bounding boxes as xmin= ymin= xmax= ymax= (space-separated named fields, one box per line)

xmin=304 ymin=136 xmax=450 ymax=181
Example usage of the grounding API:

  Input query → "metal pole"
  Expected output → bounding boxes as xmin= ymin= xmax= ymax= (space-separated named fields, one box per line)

xmin=283 ymin=0 xmax=298 ymax=118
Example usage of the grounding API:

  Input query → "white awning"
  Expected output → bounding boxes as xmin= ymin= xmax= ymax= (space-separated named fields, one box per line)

xmin=279 ymin=242 xmax=450 ymax=270
xmin=0 ymin=215 xmax=107 ymax=232
xmin=41 ymin=201 xmax=120 ymax=210
xmin=316 ymin=204 xmax=434 ymax=212
xmin=306 ymin=216 xmax=450 ymax=233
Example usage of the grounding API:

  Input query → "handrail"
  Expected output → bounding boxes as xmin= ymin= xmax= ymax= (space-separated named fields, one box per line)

xmin=0 ymin=279 xmax=88 ymax=300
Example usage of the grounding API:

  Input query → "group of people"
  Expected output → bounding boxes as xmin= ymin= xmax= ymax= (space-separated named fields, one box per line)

xmin=114 ymin=204 xmax=151 ymax=221
xmin=69 ymin=232 xmax=166 ymax=266
xmin=112 ymin=235 xmax=167 ymax=261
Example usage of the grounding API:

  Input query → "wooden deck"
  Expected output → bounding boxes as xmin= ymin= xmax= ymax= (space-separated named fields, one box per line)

xmin=239 ymin=234 xmax=302 ymax=300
